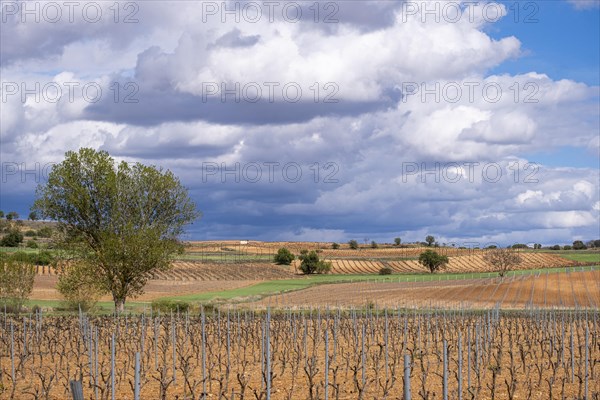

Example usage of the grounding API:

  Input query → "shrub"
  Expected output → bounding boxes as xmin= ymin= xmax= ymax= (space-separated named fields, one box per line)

xmin=572 ymin=240 xmax=587 ymax=250
xmin=274 ymin=247 xmax=295 ymax=265
xmin=151 ymin=299 xmax=191 ymax=313
xmin=371 ymin=241 xmax=378 ymax=249
xmin=379 ymin=266 xmax=392 ymax=275
xmin=37 ymin=227 xmax=53 ymax=238
xmin=394 ymin=238 xmax=401 ymax=246
xmin=26 ymin=240 xmax=38 ymax=249
xmin=331 ymin=242 xmax=340 ymax=249
xmin=550 ymin=245 xmax=561 ymax=250
xmin=24 ymin=230 xmax=37 ymax=237
xmin=12 ymin=251 xmax=54 ymax=266
xmin=563 ymin=245 xmax=572 ymax=250
xmin=0 ymin=253 xmax=35 ymax=313
xmin=348 ymin=240 xmax=358 ymax=250
xmin=0 ymin=229 xmax=23 ymax=247
xmin=298 ymin=250 xmax=332 ymax=274
xmin=56 ymin=262 xmax=104 ymax=312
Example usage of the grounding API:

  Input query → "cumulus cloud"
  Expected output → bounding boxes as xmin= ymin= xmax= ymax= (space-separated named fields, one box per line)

xmin=1 ymin=0 xmax=598 ymax=245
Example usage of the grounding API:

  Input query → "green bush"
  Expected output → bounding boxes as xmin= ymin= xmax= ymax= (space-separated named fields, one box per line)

xmin=0 ymin=229 xmax=23 ymax=247
xmin=10 ymin=251 xmax=54 ymax=266
xmin=371 ymin=241 xmax=378 ymax=249
xmin=56 ymin=262 xmax=104 ymax=311
xmin=348 ymin=240 xmax=358 ymax=250
xmin=24 ymin=230 xmax=37 ymax=237
xmin=274 ymin=247 xmax=295 ymax=265
xmin=151 ymin=299 xmax=191 ymax=313
xmin=298 ymin=250 xmax=331 ymax=274
xmin=331 ymin=242 xmax=340 ymax=249
xmin=0 ymin=253 xmax=35 ymax=313
xmin=379 ymin=266 xmax=392 ymax=275
xmin=26 ymin=240 xmax=38 ymax=249
xmin=37 ymin=227 xmax=53 ymax=238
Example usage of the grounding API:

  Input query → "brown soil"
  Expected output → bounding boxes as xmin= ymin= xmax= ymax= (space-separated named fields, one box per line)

xmin=255 ymin=270 xmax=600 ymax=309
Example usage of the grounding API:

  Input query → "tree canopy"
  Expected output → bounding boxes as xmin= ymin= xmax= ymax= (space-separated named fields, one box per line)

xmin=33 ymin=148 xmax=200 ymax=311
xmin=418 ymin=249 xmax=449 ymax=273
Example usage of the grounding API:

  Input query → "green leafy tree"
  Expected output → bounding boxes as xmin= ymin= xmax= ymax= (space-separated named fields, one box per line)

xmin=572 ymin=240 xmax=587 ymax=250
xmin=274 ymin=247 xmax=295 ymax=265
xmin=418 ymin=249 xmax=449 ymax=273
xmin=298 ymin=250 xmax=331 ymax=274
xmin=348 ymin=240 xmax=358 ymax=250
xmin=394 ymin=237 xmax=401 ymax=246
xmin=483 ymin=248 xmax=522 ymax=278
xmin=0 ymin=253 xmax=35 ymax=312
xmin=331 ymin=242 xmax=340 ymax=249
xmin=32 ymin=148 xmax=200 ymax=312
xmin=28 ymin=211 xmax=38 ymax=221
xmin=56 ymin=261 xmax=104 ymax=311
xmin=0 ymin=211 xmax=4 ymax=218
xmin=0 ymin=229 xmax=24 ymax=247
xmin=371 ymin=240 xmax=378 ymax=249
xmin=6 ymin=211 xmax=19 ymax=221
xmin=425 ymin=235 xmax=435 ymax=247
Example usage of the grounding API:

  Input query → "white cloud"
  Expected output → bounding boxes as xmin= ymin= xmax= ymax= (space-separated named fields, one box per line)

xmin=567 ymin=0 xmax=600 ymax=10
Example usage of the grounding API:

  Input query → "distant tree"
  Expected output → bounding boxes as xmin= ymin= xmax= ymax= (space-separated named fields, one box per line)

xmin=486 ymin=245 xmax=498 ymax=249
xmin=32 ymin=148 xmax=199 ymax=312
xmin=28 ymin=211 xmax=38 ymax=221
xmin=371 ymin=241 xmax=378 ymax=249
xmin=0 ymin=253 xmax=35 ymax=312
xmin=298 ymin=250 xmax=331 ymax=274
xmin=563 ymin=245 xmax=572 ymax=250
xmin=425 ymin=235 xmax=435 ymax=247
xmin=379 ymin=266 xmax=392 ymax=275
xmin=0 ymin=211 xmax=4 ymax=219
xmin=572 ymin=240 xmax=587 ymax=250
xmin=511 ymin=244 xmax=529 ymax=249
xmin=331 ymin=242 xmax=340 ymax=249
xmin=37 ymin=226 xmax=53 ymax=238
xmin=533 ymin=243 xmax=542 ymax=249
xmin=6 ymin=211 xmax=18 ymax=221
xmin=394 ymin=237 xmax=401 ymax=246
xmin=483 ymin=248 xmax=522 ymax=278
xmin=550 ymin=245 xmax=561 ymax=250
xmin=348 ymin=240 xmax=358 ymax=250
xmin=274 ymin=247 xmax=295 ymax=265
xmin=0 ymin=229 xmax=24 ymax=247
xmin=418 ymin=250 xmax=449 ymax=273
xmin=593 ymin=240 xmax=600 ymax=248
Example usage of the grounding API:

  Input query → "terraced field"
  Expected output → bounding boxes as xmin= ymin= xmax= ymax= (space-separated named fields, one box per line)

xmin=318 ymin=252 xmax=585 ymax=274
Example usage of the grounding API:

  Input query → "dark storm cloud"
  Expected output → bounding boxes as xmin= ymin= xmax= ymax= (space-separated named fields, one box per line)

xmin=213 ymin=28 xmax=260 ymax=48
xmin=83 ymin=83 xmax=397 ymax=126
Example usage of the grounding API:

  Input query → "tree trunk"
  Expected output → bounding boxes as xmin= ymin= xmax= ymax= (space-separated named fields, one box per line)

xmin=115 ymin=298 xmax=125 ymax=313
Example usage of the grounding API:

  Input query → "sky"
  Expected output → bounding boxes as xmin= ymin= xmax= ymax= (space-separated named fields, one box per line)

xmin=1 ymin=0 xmax=599 ymax=247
